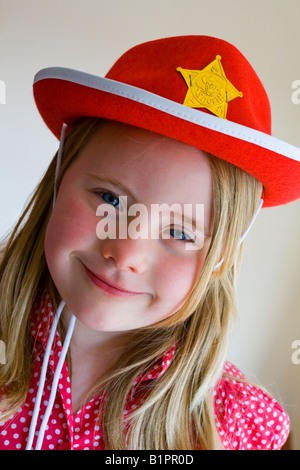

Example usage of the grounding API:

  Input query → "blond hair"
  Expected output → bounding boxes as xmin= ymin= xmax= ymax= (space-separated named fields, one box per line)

xmin=0 ymin=118 xmax=263 ymax=449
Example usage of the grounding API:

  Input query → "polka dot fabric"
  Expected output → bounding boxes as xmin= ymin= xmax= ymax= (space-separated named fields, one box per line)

xmin=214 ymin=364 xmax=290 ymax=449
xmin=0 ymin=294 xmax=289 ymax=450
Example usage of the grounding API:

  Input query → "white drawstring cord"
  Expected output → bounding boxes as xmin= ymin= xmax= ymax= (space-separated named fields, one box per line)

xmin=239 ymin=197 xmax=264 ymax=244
xmin=26 ymin=301 xmax=76 ymax=450
xmin=212 ymin=198 xmax=264 ymax=271
xmin=35 ymin=312 xmax=76 ymax=450
xmin=26 ymin=300 xmax=64 ymax=450
xmin=53 ymin=123 xmax=68 ymax=208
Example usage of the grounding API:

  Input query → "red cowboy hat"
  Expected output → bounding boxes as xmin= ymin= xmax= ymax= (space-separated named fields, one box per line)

xmin=33 ymin=35 xmax=300 ymax=207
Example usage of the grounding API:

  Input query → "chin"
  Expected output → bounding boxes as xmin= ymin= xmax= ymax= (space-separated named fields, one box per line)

xmin=65 ymin=302 xmax=132 ymax=332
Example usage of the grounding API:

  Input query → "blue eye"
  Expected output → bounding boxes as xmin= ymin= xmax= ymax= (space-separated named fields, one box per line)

xmin=101 ymin=192 xmax=120 ymax=208
xmin=169 ymin=228 xmax=194 ymax=243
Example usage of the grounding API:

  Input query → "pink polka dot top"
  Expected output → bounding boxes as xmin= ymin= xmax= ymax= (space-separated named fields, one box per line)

xmin=0 ymin=293 xmax=290 ymax=450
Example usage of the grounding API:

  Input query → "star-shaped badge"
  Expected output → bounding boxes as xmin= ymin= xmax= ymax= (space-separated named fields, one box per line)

xmin=177 ymin=55 xmax=243 ymax=119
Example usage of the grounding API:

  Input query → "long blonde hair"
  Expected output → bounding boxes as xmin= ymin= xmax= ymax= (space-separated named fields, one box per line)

xmin=0 ymin=117 xmax=263 ymax=449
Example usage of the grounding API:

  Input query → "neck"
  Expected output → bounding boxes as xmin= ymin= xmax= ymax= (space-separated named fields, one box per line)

xmin=61 ymin=305 xmax=131 ymax=413
xmin=61 ymin=305 xmax=130 ymax=360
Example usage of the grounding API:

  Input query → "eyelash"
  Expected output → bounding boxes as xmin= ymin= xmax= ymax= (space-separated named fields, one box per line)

xmin=95 ymin=190 xmax=196 ymax=244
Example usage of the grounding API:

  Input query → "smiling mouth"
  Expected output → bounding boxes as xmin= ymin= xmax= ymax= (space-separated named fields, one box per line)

xmin=82 ymin=265 xmax=144 ymax=297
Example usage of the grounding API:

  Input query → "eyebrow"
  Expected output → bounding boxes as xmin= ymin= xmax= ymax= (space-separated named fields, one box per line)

xmin=88 ymin=173 xmax=137 ymax=201
xmin=88 ymin=173 xmax=212 ymax=237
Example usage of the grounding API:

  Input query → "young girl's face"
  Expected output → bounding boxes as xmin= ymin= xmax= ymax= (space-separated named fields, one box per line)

xmin=44 ymin=121 xmax=214 ymax=331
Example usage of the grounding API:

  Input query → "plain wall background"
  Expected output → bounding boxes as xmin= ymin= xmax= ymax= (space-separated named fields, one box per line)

xmin=0 ymin=0 xmax=299 ymax=449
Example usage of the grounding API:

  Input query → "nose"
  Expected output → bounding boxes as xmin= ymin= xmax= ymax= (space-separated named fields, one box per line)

xmin=100 ymin=237 xmax=150 ymax=273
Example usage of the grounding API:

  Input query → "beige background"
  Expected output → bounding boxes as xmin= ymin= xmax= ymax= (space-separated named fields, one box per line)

xmin=0 ymin=0 xmax=299 ymax=449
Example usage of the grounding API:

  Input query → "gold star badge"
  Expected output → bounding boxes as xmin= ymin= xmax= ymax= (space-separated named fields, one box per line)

xmin=177 ymin=55 xmax=243 ymax=119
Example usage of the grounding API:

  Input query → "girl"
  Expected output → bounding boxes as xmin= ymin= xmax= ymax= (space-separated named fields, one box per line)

xmin=0 ymin=35 xmax=299 ymax=450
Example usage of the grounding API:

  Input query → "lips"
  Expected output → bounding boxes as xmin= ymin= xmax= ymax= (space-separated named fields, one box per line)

xmin=83 ymin=264 xmax=143 ymax=297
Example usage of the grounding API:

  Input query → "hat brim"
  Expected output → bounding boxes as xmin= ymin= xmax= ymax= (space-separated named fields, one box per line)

xmin=33 ymin=67 xmax=300 ymax=208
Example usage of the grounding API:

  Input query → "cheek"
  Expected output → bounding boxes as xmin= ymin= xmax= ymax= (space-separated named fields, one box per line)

xmin=44 ymin=197 xmax=96 ymax=263
xmin=157 ymin=250 xmax=206 ymax=304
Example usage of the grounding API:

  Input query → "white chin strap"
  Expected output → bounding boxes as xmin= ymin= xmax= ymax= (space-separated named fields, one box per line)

xmin=212 ymin=197 xmax=264 ymax=271
xmin=53 ymin=123 xmax=68 ymax=208
xmin=26 ymin=123 xmax=77 ymax=450
xmin=26 ymin=301 xmax=76 ymax=450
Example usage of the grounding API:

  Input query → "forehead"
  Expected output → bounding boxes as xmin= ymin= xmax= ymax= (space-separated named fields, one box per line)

xmin=74 ymin=121 xmax=214 ymax=208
